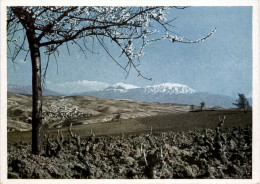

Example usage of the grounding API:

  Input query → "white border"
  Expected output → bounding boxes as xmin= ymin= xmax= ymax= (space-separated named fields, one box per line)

xmin=0 ymin=1 xmax=259 ymax=184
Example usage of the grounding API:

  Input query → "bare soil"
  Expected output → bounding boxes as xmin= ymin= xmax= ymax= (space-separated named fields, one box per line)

xmin=8 ymin=126 xmax=252 ymax=179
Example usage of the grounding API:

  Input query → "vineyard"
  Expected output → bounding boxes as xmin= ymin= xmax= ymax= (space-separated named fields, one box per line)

xmin=8 ymin=124 xmax=252 ymax=179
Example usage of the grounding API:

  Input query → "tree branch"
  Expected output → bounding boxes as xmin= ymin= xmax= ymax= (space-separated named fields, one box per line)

xmin=37 ymin=7 xmax=78 ymax=42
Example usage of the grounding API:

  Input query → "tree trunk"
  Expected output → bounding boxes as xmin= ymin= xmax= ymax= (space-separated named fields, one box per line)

xmin=27 ymin=31 xmax=44 ymax=155
xmin=11 ymin=7 xmax=44 ymax=155
xmin=244 ymin=106 xmax=247 ymax=113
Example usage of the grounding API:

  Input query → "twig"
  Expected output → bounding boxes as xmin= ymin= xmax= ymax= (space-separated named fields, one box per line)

xmin=55 ymin=130 xmax=64 ymax=157
xmin=143 ymin=150 xmax=148 ymax=166
xmin=69 ymin=123 xmax=81 ymax=151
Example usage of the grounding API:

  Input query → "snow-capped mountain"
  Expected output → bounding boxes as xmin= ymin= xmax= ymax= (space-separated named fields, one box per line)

xmin=81 ymin=82 xmax=237 ymax=108
xmin=103 ymin=83 xmax=140 ymax=93
xmin=7 ymin=83 xmax=248 ymax=108
xmin=145 ymin=83 xmax=196 ymax=95
xmin=101 ymin=83 xmax=195 ymax=95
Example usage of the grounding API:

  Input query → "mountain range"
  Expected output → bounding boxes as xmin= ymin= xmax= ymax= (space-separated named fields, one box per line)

xmin=7 ymin=84 xmax=62 ymax=96
xmin=80 ymin=83 xmax=248 ymax=108
xmin=7 ymin=83 xmax=252 ymax=108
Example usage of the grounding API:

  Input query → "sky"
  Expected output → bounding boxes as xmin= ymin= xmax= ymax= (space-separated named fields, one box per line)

xmin=7 ymin=6 xmax=252 ymax=97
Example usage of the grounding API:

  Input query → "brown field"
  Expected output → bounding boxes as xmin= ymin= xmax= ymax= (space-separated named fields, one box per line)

xmin=7 ymin=93 xmax=251 ymax=143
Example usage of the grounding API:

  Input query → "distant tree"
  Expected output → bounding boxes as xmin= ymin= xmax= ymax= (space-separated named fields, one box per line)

xmin=200 ymin=101 xmax=205 ymax=111
xmin=246 ymin=100 xmax=250 ymax=111
xmin=233 ymin=93 xmax=249 ymax=113
xmin=190 ymin=104 xmax=195 ymax=112
xmin=7 ymin=6 xmax=215 ymax=155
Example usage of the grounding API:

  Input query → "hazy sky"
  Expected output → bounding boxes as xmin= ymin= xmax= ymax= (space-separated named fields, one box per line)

xmin=7 ymin=6 xmax=252 ymax=97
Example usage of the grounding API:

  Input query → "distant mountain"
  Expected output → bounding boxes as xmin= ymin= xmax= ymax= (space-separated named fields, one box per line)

xmin=144 ymin=83 xmax=196 ymax=95
xmin=8 ymin=83 xmax=249 ymax=108
xmin=8 ymin=84 xmax=62 ymax=96
xmin=103 ymin=83 xmax=140 ymax=92
xmin=81 ymin=83 xmax=237 ymax=108
xmin=100 ymin=83 xmax=195 ymax=95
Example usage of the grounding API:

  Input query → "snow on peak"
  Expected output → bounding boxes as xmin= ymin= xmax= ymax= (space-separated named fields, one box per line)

xmin=104 ymin=83 xmax=139 ymax=92
xmin=102 ymin=82 xmax=195 ymax=94
xmin=145 ymin=83 xmax=196 ymax=95
xmin=112 ymin=83 xmax=139 ymax=89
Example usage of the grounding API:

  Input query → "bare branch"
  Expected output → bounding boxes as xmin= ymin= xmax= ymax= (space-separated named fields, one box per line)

xmin=69 ymin=123 xmax=81 ymax=151
xmin=96 ymin=35 xmax=127 ymax=72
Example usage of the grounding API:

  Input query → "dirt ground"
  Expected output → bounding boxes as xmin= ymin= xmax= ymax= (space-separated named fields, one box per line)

xmin=8 ymin=126 xmax=252 ymax=179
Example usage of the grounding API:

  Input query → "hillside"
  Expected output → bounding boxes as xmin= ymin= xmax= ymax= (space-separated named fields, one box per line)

xmin=7 ymin=92 xmax=190 ymax=132
xmin=7 ymin=92 xmax=251 ymax=143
